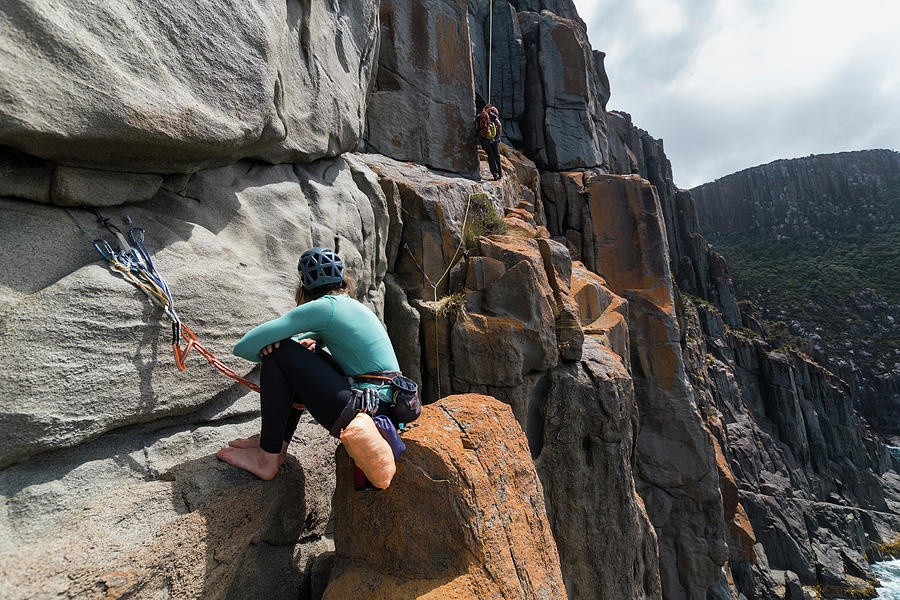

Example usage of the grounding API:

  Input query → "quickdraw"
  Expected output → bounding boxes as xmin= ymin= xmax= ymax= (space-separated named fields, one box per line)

xmin=90 ymin=210 xmax=260 ymax=393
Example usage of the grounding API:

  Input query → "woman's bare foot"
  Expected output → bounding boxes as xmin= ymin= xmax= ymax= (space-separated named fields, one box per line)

xmin=228 ymin=437 xmax=261 ymax=449
xmin=227 ymin=438 xmax=289 ymax=466
xmin=216 ymin=446 xmax=281 ymax=480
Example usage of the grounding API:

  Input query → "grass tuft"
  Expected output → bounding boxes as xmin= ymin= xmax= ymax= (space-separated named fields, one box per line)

xmin=435 ymin=292 xmax=467 ymax=321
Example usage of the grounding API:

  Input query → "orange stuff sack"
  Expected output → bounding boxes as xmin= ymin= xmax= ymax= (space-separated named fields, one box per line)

xmin=340 ymin=413 xmax=396 ymax=489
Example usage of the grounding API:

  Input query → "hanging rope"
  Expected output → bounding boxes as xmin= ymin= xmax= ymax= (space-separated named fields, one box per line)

xmin=89 ymin=210 xmax=261 ymax=393
xmin=401 ymin=190 xmax=487 ymax=399
xmin=487 ymin=0 xmax=494 ymax=105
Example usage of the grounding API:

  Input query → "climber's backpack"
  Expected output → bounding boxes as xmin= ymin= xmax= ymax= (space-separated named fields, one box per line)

xmin=479 ymin=121 xmax=498 ymax=140
xmin=341 ymin=413 xmax=396 ymax=489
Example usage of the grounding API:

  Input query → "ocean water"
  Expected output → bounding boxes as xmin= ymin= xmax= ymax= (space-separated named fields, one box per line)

xmin=887 ymin=445 xmax=900 ymax=461
xmin=866 ymin=446 xmax=900 ymax=598
xmin=872 ymin=560 xmax=900 ymax=599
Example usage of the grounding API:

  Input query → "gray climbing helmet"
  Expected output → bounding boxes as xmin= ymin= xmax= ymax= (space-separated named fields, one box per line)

xmin=298 ymin=247 xmax=344 ymax=290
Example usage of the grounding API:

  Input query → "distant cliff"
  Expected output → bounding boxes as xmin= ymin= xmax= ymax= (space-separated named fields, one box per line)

xmin=690 ymin=152 xmax=900 ymax=438
xmin=691 ymin=150 xmax=900 ymax=239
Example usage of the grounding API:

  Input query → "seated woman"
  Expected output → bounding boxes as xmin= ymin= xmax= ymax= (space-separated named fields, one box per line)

xmin=218 ymin=246 xmax=401 ymax=480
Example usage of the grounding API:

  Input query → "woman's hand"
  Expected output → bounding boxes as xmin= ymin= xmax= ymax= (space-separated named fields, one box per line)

xmin=259 ymin=341 xmax=280 ymax=357
xmin=298 ymin=338 xmax=317 ymax=352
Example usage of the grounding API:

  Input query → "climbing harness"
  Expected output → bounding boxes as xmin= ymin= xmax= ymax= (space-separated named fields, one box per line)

xmin=86 ymin=209 xmax=261 ymax=393
xmin=351 ymin=371 xmax=422 ymax=426
xmin=400 ymin=190 xmax=488 ymax=399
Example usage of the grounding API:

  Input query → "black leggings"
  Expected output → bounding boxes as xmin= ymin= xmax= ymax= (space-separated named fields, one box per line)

xmin=481 ymin=139 xmax=501 ymax=176
xmin=258 ymin=340 xmax=353 ymax=453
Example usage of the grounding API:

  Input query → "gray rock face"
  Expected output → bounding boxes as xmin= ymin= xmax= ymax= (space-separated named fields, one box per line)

xmin=542 ymin=170 xmax=729 ymax=599
xmin=359 ymin=152 xmax=662 ymax=599
xmin=0 ymin=154 xmax=394 ymax=598
xmin=688 ymin=150 xmax=900 ymax=441
xmin=468 ymin=3 xmax=610 ymax=171
xmin=536 ymin=338 xmax=662 ymax=599
xmin=606 ymin=117 xmax=900 ymax=596
xmin=0 ymin=408 xmax=338 ymax=600
xmin=365 ymin=0 xmax=480 ymax=178
xmin=0 ymin=155 xmax=391 ymax=468
xmin=605 ymin=111 xmax=742 ymax=328
xmin=518 ymin=10 xmax=609 ymax=170
xmin=0 ymin=0 xmax=379 ymax=172
xmin=681 ymin=299 xmax=900 ymax=595
xmin=3 ymin=1 xmax=900 ymax=599
xmin=469 ymin=1 xmax=526 ymax=143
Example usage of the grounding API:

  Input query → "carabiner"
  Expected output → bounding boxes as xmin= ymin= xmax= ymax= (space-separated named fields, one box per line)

xmin=126 ymin=214 xmax=145 ymax=244
xmin=93 ymin=239 xmax=115 ymax=262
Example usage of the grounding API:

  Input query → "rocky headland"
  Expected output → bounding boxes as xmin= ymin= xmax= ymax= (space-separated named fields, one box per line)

xmin=691 ymin=150 xmax=900 ymax=440
xmin=1 ymin=2 xmax=899 ymax=600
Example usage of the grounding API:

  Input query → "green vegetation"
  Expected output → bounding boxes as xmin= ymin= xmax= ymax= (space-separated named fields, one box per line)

xmin=706 ymin=176 xmax=900 ymax=371
xmin=710 ymin=226 xmax=900 ymax=308
xmin=435 ymin=291 xmax=467 ymax=321
xmin=464 ymin=194 xmax=507 ymax=250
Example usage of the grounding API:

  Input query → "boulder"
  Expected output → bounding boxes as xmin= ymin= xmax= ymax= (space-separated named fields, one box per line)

xmin=0 ymin=412 xmax=338 ymax=600
xmin=0 ymin=0 xmax=379 ymax=172
xmin=323 ymin=394 xmax=567 ymax=600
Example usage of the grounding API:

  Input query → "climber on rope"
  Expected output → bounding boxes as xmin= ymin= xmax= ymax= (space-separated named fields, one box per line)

xmin=475 ymin=103 xmax=503 ymax=181
xmin=218 ymin=247 xmax=419 ymax=480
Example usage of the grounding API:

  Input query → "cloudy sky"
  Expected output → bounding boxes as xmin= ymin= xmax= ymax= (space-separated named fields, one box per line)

xmin=572 ymin=0 xmax=900 ymax=188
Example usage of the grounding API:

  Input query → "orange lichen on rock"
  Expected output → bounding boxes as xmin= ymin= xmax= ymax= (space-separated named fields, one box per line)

xmin=583 ymin=174 xmax=674 ymax=312
xmin=323 ymin=395 xmax=567 ymax=600
xmin=570 ymin=260 xmax=630 ymax=366
xmin=711 ymin=437 xmax=757 ymax=563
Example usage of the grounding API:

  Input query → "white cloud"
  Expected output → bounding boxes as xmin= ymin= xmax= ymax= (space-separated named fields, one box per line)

xmin=573 ymin=0 xmax=900 ymax=187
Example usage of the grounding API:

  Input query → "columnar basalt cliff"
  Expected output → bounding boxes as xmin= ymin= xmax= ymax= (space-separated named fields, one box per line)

xmin=690 ymin=151 xmax=900 ymax=441
xmin=691 ymin=150 xmax=900 ymax=239
xmin=2 ymin=2 xmax=899 ymax=600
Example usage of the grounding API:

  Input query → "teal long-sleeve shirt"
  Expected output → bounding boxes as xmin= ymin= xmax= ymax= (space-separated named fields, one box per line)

xmin=233 ymin=294 xmax=400 ymax=376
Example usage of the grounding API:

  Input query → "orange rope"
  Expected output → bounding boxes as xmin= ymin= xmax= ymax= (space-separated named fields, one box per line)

xmin=174 ymin=324 xmax=261 ymax=393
